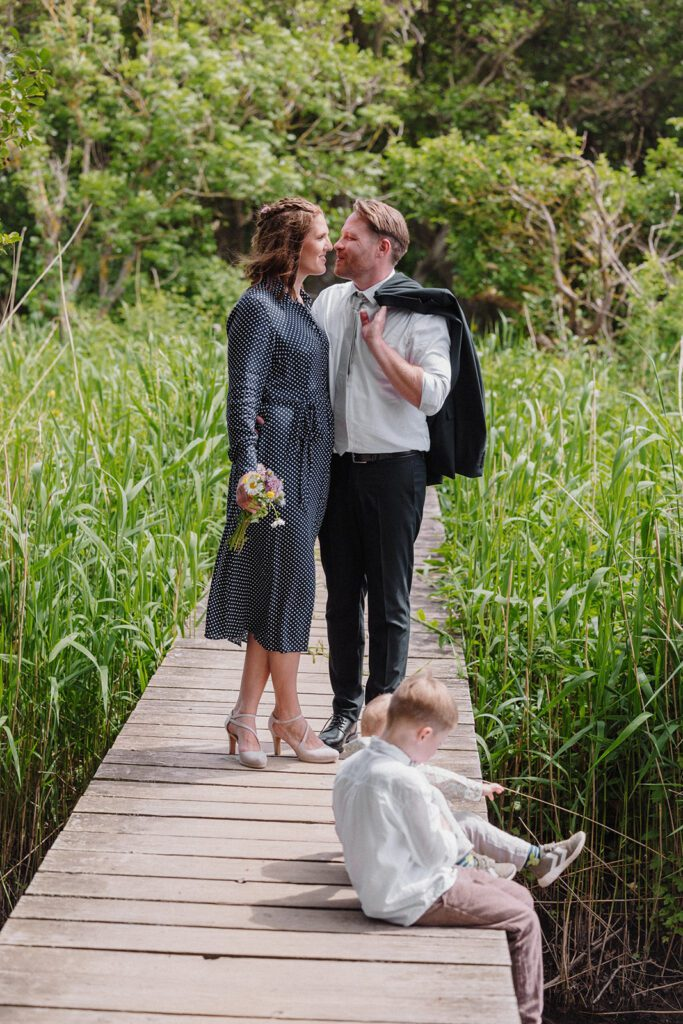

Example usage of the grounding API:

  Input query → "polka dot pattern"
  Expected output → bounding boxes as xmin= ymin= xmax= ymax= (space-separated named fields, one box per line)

xmin=205 ymin=285 xmax=334 ymax=653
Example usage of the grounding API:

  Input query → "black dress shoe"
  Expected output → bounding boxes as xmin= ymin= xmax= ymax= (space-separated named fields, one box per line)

xmin=319 ymin=713 xmax=358 ymax=752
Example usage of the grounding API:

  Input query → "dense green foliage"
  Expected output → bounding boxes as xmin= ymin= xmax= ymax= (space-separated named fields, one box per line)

xmin=0 ymin=29 xmax=52 ymax=246
xmin=435 ymin=335 xmax=682 ymax=1007
xmin=402 ymin=0 xmax=683 ymax=161
xmin=1 ymin=0 xmax=682 ymax=342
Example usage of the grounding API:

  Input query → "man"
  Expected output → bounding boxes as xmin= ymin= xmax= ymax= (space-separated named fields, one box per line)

xmin=312 ymin=199 xmax=452 ymax=750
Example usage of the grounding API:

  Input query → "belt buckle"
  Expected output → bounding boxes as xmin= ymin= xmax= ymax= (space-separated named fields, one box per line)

xmin=351 ymin=453 xmax=371 ymax=463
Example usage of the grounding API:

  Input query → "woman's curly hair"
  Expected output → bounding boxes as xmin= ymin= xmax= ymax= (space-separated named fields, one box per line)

xmin=244 ymin=197 xmax=323 ymax=297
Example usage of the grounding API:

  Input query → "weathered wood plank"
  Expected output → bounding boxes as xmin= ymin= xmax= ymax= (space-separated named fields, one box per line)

xmin=7 ymin=895 xmax=504 ymax=946
xmin=95 ymin=761 xmax=336 ymax=788
xmin=99 ymin=746 xmax=483 ymax=780
xmin=0 ymin=1013 xmax=436 ymax=1024
xmin=0 ymin=947 xmax=519 ymax=1021
xmin=104 ymin=742 xmax=342 ymax=771
xmin=0 ymin=1007 xmax=491 ymax=1024
xmin=64 ymin=811 xmax=338 ymax=841
xmin=86 ymin=779 xmax=334 ymax=806
xmin=73 ymin=792 xmax=335 ymax=823
xmin=39 ymin=849 xmax=351 ymax=886
xmin=51 ymin=829 xmax=343 ymax=862
xmin=0 ymin=1004 xmax=513 ymax=1024
xmin=26 ymin=871 xmax=360 ymax=909
xmin=0 ymin=918 xmax=509 ymax=966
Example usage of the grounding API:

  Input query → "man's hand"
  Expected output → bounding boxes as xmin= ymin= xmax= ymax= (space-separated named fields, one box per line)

xmin=359 ymin=305 xmax=388 ymax=352
xmin=481 ymin=782 xmax=505 ymax=800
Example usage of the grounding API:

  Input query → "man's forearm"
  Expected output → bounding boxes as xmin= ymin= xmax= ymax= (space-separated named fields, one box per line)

xmin=368 ymin=340 xmax=424 ymax=408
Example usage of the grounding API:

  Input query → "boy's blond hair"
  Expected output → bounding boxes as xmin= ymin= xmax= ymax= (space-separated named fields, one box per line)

xmin=361 ymin=693 xmax=392 ymax=737
xmin=386 ymin=670 xmax=458 ymax=733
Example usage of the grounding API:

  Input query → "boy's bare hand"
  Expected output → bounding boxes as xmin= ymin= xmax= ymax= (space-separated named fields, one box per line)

xmin=482 ymin=782 xmax=505 ymax=800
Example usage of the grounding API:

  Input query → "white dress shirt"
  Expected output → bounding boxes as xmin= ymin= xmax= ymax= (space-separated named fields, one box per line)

xmin=312 ymin=272 xmax=451 ymax=454
xmin=332 ymin=736 xmax=460 ymax=926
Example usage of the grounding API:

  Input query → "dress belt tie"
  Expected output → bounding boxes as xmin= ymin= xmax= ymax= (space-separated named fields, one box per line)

xmin=293 ymin=399 xmax=323 ymax=503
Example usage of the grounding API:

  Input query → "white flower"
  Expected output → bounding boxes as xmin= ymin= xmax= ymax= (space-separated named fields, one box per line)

xmin=271 ymin=518 xmax=285 ymax=528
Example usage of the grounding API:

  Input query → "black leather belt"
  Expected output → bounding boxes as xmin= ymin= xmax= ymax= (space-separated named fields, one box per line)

xmin=347 ymin=450 xmax=422 ymax=463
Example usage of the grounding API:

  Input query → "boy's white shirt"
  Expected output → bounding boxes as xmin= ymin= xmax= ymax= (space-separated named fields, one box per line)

xmin=333 ymin=736 xmax=461 ymax=926
xmin=343 ymin=735 xmax=484 ymax=803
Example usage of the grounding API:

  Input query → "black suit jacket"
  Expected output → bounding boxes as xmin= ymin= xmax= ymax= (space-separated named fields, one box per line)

xmin=375 ymin=273 xmax=486 ymax=483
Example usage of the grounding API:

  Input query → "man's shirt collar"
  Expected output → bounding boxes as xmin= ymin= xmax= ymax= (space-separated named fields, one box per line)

xmin=353 ymin=269 xmax=395 ymax=306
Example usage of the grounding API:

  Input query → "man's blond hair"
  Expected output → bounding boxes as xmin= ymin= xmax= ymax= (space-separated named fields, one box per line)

xmin=353 ymin=199 xmax=409 ymax=264
xmin=386 ymin=670 xmax=458 ymax=733
xmin=361 ymin=693 xmax=392 ymax=737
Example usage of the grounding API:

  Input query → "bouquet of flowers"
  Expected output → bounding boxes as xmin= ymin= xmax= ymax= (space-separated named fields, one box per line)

xmin=228 ymin=463 xmax=286 ymax=552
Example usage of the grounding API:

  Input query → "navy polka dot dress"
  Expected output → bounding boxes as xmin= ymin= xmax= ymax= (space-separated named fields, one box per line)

xmin=205 ymin=284 xmax=334 ymax=652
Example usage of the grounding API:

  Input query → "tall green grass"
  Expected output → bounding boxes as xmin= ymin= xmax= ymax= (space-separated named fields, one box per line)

xmin=0 ymin=292 xmax=236 ymax=918
xmin=436 ymin=334 xmax=682 ymax=1010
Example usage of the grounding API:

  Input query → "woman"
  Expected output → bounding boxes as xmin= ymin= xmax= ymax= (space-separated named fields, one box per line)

xmin=205 ymin=197 xmax=338 ymax=768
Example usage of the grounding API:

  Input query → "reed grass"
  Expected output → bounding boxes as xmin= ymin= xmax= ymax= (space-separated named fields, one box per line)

xmin=435 ymin=332 xmax=682 ymax=1010
xmin=0 ymin=293 xmax=235 ymax=918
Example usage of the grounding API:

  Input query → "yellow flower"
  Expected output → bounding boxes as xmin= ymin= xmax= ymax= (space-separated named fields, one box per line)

xmin=266 ymin=490 xmax=275 ymax=499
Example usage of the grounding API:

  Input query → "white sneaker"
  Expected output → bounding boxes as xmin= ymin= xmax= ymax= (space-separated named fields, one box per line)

xmin=530 ymin=831 xmax=586 ymax=888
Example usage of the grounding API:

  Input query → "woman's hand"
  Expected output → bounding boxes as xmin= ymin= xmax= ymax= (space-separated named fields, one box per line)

xmin=481 ymin=781 xmax=505 ymax=800
xmin=236 ymin=480 xmax=259 ymax=514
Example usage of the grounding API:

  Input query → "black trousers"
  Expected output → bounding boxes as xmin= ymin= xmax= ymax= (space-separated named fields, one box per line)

xmin=318 ymin=452 xmax=427 ymax=719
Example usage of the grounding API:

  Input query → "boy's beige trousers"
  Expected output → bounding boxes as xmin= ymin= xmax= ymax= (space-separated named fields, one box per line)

xmin=416 ymin=868 xmax=543 ymax=1024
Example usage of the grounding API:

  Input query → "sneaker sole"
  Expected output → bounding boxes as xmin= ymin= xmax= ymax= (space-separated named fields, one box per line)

xmin=536 ymin=830 xmax=586 ymax=888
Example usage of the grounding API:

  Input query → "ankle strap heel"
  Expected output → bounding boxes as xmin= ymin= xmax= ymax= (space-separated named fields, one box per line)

xmin=268 ymin=712 xmax=339 ymax=764
xmin=225 ymin=710 xmax=267 ymax=770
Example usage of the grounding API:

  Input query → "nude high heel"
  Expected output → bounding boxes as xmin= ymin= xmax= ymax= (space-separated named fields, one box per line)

xmin=225 ymin=710 xmax=267 ymax=769
xmin=268 ymin=712 xmax=339 ymax=764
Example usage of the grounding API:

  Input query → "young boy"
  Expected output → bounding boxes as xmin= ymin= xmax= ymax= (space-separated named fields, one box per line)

xmin=333 ymin=672 xmax=586 ymax=1024
xmin=348 ymin=693 xmax=585 ymax=886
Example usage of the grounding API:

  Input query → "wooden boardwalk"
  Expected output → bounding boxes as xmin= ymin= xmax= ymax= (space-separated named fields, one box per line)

xmin=0 ymin=489 xmax=520 ymax=1023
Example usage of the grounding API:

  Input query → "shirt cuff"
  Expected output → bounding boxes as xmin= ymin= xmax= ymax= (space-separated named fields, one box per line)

xmin=419 ymin=371 xmax=450 ymax=416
